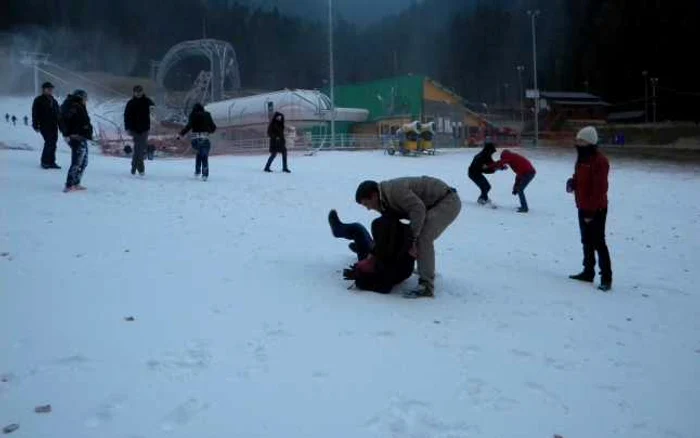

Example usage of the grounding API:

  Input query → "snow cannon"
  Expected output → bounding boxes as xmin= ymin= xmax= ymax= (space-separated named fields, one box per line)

xmin=419 ymin=121 xmax=436 ymax=152
xmin=401 ymin=121 xmax=421 ymax=153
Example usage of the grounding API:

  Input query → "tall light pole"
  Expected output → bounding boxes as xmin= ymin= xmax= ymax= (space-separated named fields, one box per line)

xmin=643 ymin=71 xmax=649 ymax=123
xmin=527 ymin=10 xmax=540 ymax=147
xmin=651 ymin=77 xmax=659 ymax=124
xmin=328 ymin=0 xmax=336 ymax=147
xmin=20 ymin=51 xmax=50 ymax=96
xmin=517 ymin=65 xmax=525 ymax=130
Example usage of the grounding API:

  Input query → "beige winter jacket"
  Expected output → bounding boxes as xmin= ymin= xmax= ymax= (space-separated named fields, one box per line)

xmin=379 ymin=176 xmax=453 ymax=240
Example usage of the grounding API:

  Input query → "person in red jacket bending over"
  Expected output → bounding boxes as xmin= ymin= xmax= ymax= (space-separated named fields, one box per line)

xmin=492 ymin=149 xmax=536 ymax=213
xmin=567 ymin=126 xmax=613 ymax=291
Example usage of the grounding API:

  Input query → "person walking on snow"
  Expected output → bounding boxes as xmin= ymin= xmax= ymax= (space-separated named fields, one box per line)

xmin=468 ymin=141 xmax=497 ymax=206
xmin=354 ymin=176 xmax=461 ymax=298
xmin=178 ymin=103 xmax=217 ymax=181
xmin=264 ymin=112 xmax=290 ymax=173
xmin=491 ymin=149 xmax=536 ymax=213
xmin=32 ymin=82 xmax=62 ymax=169
xmin=567 ymin=126 xmax=613 ymax=291
xmin=11 ymin=115 xmax=16 ymax=126
xmin=59 ymin=90 xmax=94 ymax=193
xmin=124 ymin=85 xmax=155 ymax=176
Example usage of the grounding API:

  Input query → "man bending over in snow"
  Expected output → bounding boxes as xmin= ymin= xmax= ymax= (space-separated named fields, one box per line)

xmin=328 ymin=210 xmax=415 ymax=294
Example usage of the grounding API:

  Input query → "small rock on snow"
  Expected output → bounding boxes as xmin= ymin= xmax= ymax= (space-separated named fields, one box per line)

xmin=124 ymin=316 xmax=136 ymax=322
xmin=0 ymin=252 xmax=9 ymax=257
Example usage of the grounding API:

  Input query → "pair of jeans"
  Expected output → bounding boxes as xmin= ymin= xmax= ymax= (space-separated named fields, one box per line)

xmin=578 ymin=209 xmax=612 ymax=282
xmin=130 ymin=131 xmax=149 ymax=173
xmin=66 ymin=139 xmax=88 ymax=188
xmin=514 ymin=172 xmax=536 ymax=210
xmin=40 ymin=127 xmax=58 ymax=165
xmin=330 ymin=221 xmax=373 ymax=261
xmin=192 ymin=138 xmax=211 ymax=177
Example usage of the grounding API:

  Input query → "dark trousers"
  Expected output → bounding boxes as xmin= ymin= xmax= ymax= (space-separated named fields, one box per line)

xmin=468 ymin=172 xmax=491 ymax=201
xmin=40 ymin=127 xmax=58 ymax=165
xmin=192 ymin=138 xmax=211 ymax=177
xmin=66 ymin=139 xmax=88 ymax=188
xmin=330 ymin=221 xmax=373 ymax=261
xmin=514 ymin=172 xmax=536 ymax=210
xmin=131 ymin=131 xmax=149 ymax=173
xmin=265 ymin=144 xmax=289 ymax=171
xmin=578 ymin=209 xmax=612 ymax=282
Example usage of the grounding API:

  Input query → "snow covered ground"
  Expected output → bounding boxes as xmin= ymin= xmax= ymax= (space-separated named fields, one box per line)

xmin=1 ymin=99 xmax=700 ymax=438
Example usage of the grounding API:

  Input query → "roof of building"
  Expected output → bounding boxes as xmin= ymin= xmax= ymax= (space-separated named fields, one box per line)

xmin=551 ymin=100 xmax=611 ymax=107
xmin=540 ymin=91 xmax=602 ymax=100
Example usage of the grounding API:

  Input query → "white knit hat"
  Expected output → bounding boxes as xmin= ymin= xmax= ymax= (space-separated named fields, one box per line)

xmin=576 ymin=126 xmax=598 ymax=145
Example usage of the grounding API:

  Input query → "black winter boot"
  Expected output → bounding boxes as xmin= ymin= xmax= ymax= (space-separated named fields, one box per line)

xmin=569 ymin=271 xmax=595 ymax=282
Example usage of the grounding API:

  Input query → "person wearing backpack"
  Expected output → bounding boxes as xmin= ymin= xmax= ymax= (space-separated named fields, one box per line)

xmin=59 ymin=90 xmax=94 ymax=193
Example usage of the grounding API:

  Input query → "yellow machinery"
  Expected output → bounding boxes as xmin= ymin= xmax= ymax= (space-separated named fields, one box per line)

xmin=419 ymin=121 xmax=436 ymax=154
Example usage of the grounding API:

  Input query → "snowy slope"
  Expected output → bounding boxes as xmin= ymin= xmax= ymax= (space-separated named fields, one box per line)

xmin=1 ymin=117 xmax=699 ymax=438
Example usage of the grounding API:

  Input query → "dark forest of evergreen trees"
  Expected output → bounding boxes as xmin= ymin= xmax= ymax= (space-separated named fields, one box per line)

xmin=2 ymin=0 xmax=698 ymax=119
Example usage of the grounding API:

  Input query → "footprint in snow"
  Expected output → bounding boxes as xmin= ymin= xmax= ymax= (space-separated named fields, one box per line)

xmin=161 ymin=398 xmax=210 ymax=431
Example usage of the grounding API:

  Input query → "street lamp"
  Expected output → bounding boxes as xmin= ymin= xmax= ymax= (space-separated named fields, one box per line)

xmin=643 ymin=71 xmax=649 ymax=122
xmin=516 ymin=65 xmax=525 ymax=130
xmin=650 ymin=77 xmax=659 ymax=124
xmin=328 ymin=0 xmax=336 ymax=147
xmin=527 ymin=9 xmax=540 ymax=147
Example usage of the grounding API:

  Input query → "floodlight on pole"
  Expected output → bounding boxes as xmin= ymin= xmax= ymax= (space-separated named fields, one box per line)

xmin=527 ymin=9 xmax=540 ymax=147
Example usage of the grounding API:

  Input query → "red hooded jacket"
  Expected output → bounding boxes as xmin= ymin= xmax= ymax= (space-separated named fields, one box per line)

xmin=493 ymin=150 xmax=536 ymax=176
xmin=572 ymin=151 xmax=609 ymax=214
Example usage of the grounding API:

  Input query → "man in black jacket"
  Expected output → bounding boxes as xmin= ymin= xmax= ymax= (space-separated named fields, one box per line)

xmin=468 ymin=142 xmax=497 ymax=206
xmin=124 ymin=85 xmax=155 ymax=176
xmin=32 ymin=82 xmax=61 ymax=169
xmin=59 ymin=90 xmax=94 ymax=192
xmin=329 ymin=210 xmax=415 ymax=294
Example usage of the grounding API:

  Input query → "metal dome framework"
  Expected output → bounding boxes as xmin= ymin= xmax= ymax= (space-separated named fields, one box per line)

xmin=156 ymin=39 xmax=241 ymax=103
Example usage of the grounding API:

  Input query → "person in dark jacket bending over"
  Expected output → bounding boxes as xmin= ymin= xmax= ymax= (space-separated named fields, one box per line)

xmin=60 ymin=90 xmax=94 ymax=192
xmin=328 ymin=210 xmax=415 ymax=294
xmin=355 ymin=176 xmax=461 ymax=298
xmin=491 ymin=149 xmax=536 ymax=213
xmin=178 ymin=103 xmax=217 ymax=181
xmin=468 ymin=141 xmax=497 ymax=206
xmin=32 ymin=82 xmax=61 ymax=169
xmin=264 ymin=111 xmax=290 ymax=173
xmin=124 ymin=85 xmax=155 ymax=176
xmin=567 ymin=126 xmax=613 ymax=291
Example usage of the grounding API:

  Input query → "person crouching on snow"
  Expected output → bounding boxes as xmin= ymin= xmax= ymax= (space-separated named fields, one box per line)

xmin=468 ymin=141 xmax=497 ymax=206
xmin=491 ymin=149 xmax=536 ymax=213
xmin=177 ymin=103 xmax=216 ymax=181
xmin=328 ymin=210 xmax=415 ymax=294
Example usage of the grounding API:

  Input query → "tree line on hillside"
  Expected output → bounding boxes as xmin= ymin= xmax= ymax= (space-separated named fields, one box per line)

xmin=2 ymin=0 xmax=698 ymax=120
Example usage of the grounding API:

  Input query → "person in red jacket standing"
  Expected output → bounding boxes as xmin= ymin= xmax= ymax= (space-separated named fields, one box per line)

xmin=567 ymin=126 xmax=612 ymax=291
xmin=492 ymin=149 xmax=536 ymax=213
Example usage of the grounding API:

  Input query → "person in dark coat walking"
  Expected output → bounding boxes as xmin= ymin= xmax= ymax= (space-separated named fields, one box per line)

xmin=468 ymin=142 xmax=497 ymax=206
xmin=124 ymin=85 xmax=155 ymax=176
xmin=329 ymin=209 xmax=415 ymax=294
xmin=59 ymin=90 xmax=94 ymax=192
xmin=32 ymin=82 xmax=62 ymax=169
xmin=4 ymin=114 xmax=9 ymax=123
xmin=11 ymin=115 xmax=17 ymax=126
xmin=264 ymin=112 xmax=290 ymax=173
xmin=567 ymin=126 xmax=613 ymax=291
xmin=178 ymin=103 xmax=217 ymax=181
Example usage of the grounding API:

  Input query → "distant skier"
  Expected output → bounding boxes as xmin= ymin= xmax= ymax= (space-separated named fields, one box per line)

xmin=329 ymin=209 xmax=415 ymax=294
xmin=11 ymin=115 xmax=16 ymax=126
xmin=178 ymin=103 xmax=216 ymax=181
xmin=32 ymin=82 xmax=61 ymax=169
xmin=354 ymin=176 xmax=461 ymax=298
xmin=567 ymin=126 xmax=613 ymax=291
xmin=23 ymin=115 xmax=28 ymax=126
xmin=124 ymin=85 xmax=155 ymax=176
xmin=491 ymin=149 xmax=536 ymax=213
xmin=59 ymin=90 xmax=94 ymax=192
xmin=468 ymin=141 xmax=497 ymax=206
xmin=4 ymin=113 xmax=9 ymax=123
xmin=264 ymin=112 xmax=290 ymax=173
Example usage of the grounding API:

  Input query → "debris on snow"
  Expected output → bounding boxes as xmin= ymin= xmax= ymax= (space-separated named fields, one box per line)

xmin=34 ymin=404 xmax=52 ymax=414
xmin=2 ymin=424 xmax=19 ymax=434
xmin=124 ymin=316 xmax=136 ymax=322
